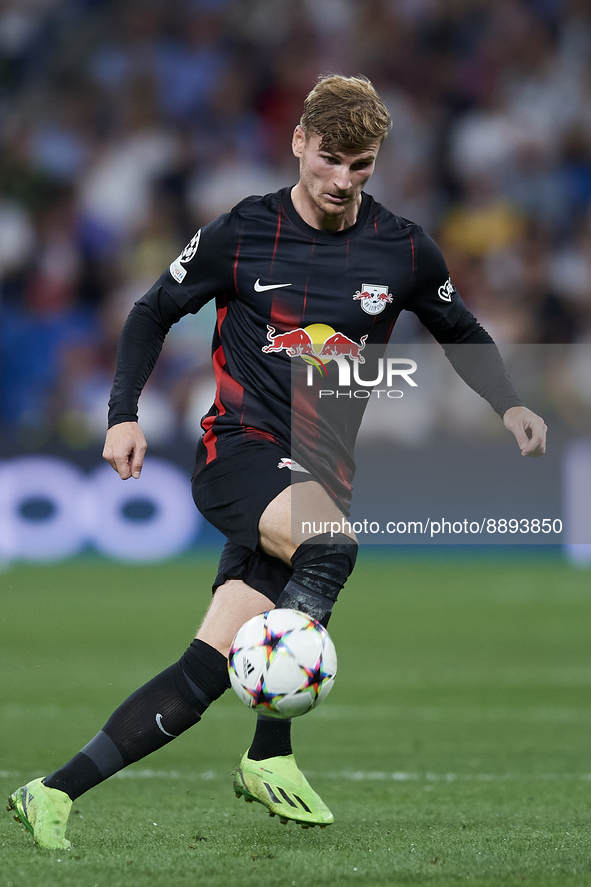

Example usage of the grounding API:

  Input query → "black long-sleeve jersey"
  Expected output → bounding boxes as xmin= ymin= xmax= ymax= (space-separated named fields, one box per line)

xmin=108 ymin=186 xmax=522 ymax=510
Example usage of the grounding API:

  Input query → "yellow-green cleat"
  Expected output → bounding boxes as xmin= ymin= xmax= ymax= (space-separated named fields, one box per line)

xmin=7 ymin=778 xmax=72 ymax=850
xmin=233 ymin=752 xmax=333 ymax=828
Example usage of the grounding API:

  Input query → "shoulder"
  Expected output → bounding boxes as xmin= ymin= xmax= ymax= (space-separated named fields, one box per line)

xmin=372 ymin=205 xmax=446 ymax=269
xmin=362 ymin=193 xmax=423 ymax=236
xmin=230 ymin=189 xmax=284 ymax=220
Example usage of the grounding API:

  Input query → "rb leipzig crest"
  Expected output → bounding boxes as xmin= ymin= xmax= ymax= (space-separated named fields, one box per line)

xmin=353 ymin=284 xmax=393 ymax=315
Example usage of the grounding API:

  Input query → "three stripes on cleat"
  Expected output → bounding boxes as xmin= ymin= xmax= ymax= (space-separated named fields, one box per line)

xmin=261 ymin=780 xmax=312 ymax=814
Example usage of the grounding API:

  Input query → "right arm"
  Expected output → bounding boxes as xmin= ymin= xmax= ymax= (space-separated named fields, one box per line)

xmin=103 ymin=212 xmax=236 ymax=479
xmin=104 ymin=285 xmax=186 ymax=479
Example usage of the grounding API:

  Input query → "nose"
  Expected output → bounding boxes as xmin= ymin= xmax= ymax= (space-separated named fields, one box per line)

xmin=333 ymin=165 xmax=352 ymax=192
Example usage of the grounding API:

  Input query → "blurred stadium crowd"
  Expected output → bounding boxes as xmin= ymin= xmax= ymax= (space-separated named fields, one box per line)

xmin=1 ymin=0 xmax=590 ymax=449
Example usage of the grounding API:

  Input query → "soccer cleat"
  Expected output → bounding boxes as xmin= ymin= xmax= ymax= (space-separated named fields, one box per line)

xmin=7 ymin=778 xmax=72 ymax=850
xmin=232 ymin=752 xmax=333 ymax=828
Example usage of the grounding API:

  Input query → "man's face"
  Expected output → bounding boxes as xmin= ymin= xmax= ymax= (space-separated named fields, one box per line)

xmin=292 ymin=126 xmax=380 ymax=230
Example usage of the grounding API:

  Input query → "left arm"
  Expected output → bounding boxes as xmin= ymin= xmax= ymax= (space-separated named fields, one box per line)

xmin=440 ymin=324 xmax=547 ymax=456
xmin=406 ymin=227 xmax=547 ymax=456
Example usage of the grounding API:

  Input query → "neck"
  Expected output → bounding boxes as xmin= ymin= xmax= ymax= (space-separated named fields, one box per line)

xmin=290 ymin=184 xmax=362 ymax=231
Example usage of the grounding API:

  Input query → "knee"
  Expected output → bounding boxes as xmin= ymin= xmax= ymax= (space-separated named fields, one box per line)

xmin=276 ymin=532 xmax=358 ymax=625
xmin=196 ymin=580 xmax=277 ymax=657
xmin=291 ymin=532 xmax=357 ymax=589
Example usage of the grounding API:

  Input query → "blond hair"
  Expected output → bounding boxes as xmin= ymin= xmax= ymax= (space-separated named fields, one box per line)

xmin=300 ymin=74 xmax=391 ymax=151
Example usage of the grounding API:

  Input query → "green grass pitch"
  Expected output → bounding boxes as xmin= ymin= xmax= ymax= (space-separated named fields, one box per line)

xmin=1 ymin=551 xmax=591 ymax=886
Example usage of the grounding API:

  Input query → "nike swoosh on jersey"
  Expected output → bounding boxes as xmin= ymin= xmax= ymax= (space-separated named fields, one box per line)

xmin=254 ymin=279 xmax=292 ymax=292
xmin=155 ymin=713 xmax=177 ymax=738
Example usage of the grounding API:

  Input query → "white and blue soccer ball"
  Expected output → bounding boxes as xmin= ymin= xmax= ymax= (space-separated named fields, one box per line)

xmin=228 ymin=609 xmax=337 ymax=719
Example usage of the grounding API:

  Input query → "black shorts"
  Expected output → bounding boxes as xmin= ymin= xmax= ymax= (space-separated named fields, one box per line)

xmin=192 ymin=435 xmax=312 ymax=603
xmin=211 ymin=539 xmax=293 ymax=605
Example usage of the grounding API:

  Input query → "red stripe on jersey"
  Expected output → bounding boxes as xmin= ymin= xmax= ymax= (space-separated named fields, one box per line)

xmin=243 ymin=427 xmax=278 ymax=444
xmin=270 ymin=293 xmax=301 ymax=328
xmin=270 ymin=235 xmax=315 ymax=328
xmin=216 ymin=302 xmax=227 ymax=335
xmin=203 ymin=304 xmax=245 ymax=463
xmin=201 ymin=414 xmax=216 ymax=459
xmin=202 ymin=343 xmax=225 ymax=463
xmin=408 ymin=230 xmax=416 ymax=275
xmin=233 ymin=237 xmax=242 ymax=294
xmin=303 ymin=239 xmax=314 ymax=315
xmin=271 ymin=209 xmax=282 ymax=268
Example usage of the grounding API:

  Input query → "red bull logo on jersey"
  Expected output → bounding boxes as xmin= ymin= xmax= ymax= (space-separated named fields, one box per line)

xmin=262 ymin=323 xmax=368 ymax=374
xmin=262 ymin=327 xmax=317 ymax=358
xmin=317 ymin=331 xmax=369 ymax=363
xmin=262 ymin=322 xmax=417 ymax=391
xmin=353 ymin=284 xmax=393 ymax=315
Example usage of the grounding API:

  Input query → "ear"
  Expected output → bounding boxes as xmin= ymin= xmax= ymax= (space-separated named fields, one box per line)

xmin=292 ymin=125 xmax=306 ymax=158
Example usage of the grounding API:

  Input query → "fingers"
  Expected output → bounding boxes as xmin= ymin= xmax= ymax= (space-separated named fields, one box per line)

xmin=520 ymin=421 xmax=547 ymax=457
xmin=516 ymin=414 xmax=547 ymax=457
xmin=129 ymin=447 xmax=145 ymax=479
xmin=102 ymin=422 xmax=148 ymax=479
xmin=503 ymin=407 xmax=547 ymax=457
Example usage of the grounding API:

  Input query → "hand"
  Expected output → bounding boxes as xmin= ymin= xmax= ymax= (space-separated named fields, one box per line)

xmin=503 ymin=406 xmax=547 ymax=457
xmin=102 ymin=421 xmax=147 ymax=479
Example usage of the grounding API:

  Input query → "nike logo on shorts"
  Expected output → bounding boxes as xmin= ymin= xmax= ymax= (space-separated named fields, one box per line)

xmin=254 ymin=279 xmax=292 ymax=292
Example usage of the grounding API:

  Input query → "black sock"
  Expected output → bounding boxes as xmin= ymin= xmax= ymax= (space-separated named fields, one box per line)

xmin=248 ymin=714 xmax=292 ymax=760
xmin=44 ymin=640 xmax=230 ymax=801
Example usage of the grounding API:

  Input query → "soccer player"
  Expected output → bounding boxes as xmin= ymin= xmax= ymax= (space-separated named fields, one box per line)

xmin=8 ymin=75 xmax=546 ymax=850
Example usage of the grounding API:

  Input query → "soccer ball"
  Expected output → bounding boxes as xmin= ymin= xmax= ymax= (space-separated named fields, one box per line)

xmin=228 ymin=609 xmax=337 ymax=719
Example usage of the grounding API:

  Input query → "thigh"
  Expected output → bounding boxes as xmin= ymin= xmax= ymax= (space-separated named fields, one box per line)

xmin=258 ymin=481 xmax=357 ymax=564
xmin=195 ymin=579 xmax=275 ymax=656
